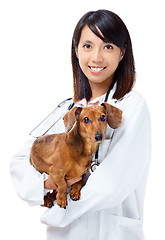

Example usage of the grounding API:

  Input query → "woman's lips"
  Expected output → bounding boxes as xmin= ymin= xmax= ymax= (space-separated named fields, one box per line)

xmin=88 ymin=66 xmax=106 ymax=73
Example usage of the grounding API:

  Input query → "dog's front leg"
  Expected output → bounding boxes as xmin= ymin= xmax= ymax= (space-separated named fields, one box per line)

xmin=50 ymin=166 xmax=67 ymax=209
xmin=70 ymin=178 xmax=83 ymax=201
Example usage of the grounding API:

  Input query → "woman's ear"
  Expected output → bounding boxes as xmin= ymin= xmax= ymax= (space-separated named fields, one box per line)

xmin=75 ymin=47 xmax=79 ymax=59
xmin=119 ymin=49 xmax=125 ymax=61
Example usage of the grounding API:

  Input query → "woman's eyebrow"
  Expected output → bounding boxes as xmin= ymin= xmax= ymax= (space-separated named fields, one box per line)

xmin=82 ymin=40 xmax=93 ymax=44
xmin=103 ymin=40 xmax=113 ymax=44
xmin=82 ymin=39 xmax=113 ymax=45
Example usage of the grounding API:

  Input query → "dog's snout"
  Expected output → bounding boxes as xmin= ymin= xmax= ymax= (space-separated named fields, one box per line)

xmin=95 ymin=133 xmax=103 ymax=142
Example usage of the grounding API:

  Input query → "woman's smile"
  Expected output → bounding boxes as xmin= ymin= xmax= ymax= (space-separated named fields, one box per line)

xmin=88 ymin=66 xmax=106 ymax=73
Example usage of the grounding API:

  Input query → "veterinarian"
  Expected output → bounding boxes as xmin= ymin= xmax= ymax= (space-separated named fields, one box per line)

xmin=10 ymin=10 xmax=151 ymax=240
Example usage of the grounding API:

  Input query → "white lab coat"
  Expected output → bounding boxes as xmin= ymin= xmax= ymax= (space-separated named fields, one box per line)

xmin=10 ymin=85 xmax=151 ymax=240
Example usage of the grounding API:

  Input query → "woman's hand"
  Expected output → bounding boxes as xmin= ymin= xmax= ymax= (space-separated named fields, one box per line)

xmin=44 ymin=175 xmax=82 ymax=190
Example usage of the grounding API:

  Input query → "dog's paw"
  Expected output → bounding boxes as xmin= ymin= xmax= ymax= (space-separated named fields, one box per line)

xmin=57 ymin=199 xmax=68 ymax=209
xmin=56 ymin=194 xmax=68 ymax=209
xmin=70 ymin=189 xmax=81 ymax=201
xmin=44 ymin=200 xmax=54 ymax=208
xmin=41 ymin=191 xmax=57 ymax=208
xmin=43 ymin=196 xmax=54 ymax=208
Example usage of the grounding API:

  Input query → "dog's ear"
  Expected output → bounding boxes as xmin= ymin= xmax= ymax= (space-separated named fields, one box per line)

xmin=101 ymin=102 xmax=122 ymax=129
xmin=75 ymin=107 xmax=83 ymax=120
xmin=63 ymin=106 xmax=82 ymax=132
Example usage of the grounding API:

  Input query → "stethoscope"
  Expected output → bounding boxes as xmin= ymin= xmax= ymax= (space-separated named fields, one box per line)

xmin=30 ymin=98 xmax=74 ymax=137
xmin=30 ymin=88 xmax=114 ymax=173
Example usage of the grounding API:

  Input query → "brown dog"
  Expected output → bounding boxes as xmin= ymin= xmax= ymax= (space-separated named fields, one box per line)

xmin=30 ymin=103 xmax=122 ymax=208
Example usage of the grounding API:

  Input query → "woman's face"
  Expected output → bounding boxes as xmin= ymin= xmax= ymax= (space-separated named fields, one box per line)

xmin=76 ymin=25 xmax=124 ymax=89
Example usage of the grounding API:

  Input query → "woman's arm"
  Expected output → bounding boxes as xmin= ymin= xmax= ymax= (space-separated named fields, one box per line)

xmin=40 ymin=92 xmax=152 ymax=227
xmin=10 ymin=135 xmax=47 ymax=206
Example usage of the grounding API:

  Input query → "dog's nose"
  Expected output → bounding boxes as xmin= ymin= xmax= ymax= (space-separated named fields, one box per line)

xmin=95 ymin=133 xmax=103 ymax=142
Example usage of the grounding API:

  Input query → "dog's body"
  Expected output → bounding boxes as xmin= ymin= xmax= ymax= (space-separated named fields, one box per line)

xmin=30 ymin=103 xmax=122 ymax=208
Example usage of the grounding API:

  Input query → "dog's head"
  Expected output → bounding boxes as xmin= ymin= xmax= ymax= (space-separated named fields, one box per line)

xmin=63 ymin=103 xmax=122 ymax=143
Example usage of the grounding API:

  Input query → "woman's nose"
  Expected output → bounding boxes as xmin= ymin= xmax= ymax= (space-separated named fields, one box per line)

xmin=92 ymin=49 xmax=103 ymax=63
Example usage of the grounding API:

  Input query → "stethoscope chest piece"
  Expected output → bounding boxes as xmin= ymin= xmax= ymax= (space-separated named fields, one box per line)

xmin=91 ymin=158 xmax=100 ymax=172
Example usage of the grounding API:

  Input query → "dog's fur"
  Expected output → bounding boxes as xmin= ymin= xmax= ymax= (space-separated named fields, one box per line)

xmin=30 ymin=103 xmax=122 ymax=208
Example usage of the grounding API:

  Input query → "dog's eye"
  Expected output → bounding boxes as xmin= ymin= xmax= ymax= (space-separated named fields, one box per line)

xmin=100 ymin=115 xmax=106 ymax=122
xmin=83 ymin=117 xmax=90 ymax=123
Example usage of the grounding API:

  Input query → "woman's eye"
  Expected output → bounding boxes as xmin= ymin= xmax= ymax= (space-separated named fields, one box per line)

xmin=83 ymin=117 xmax=90 ymax=123
xmin=100 ymin=115 xmax=106 ymax=122
xmin=104 ymin=44 xmax=113 ymax=50
xmin=83 ymin=44 xmax=91 ymax=49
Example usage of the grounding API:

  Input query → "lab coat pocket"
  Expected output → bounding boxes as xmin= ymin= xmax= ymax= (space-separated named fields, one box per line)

xmin=99 ymin=213 xmax=144 ymax=240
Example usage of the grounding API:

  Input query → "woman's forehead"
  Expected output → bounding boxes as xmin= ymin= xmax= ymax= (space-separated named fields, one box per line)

xmin=79 ymin=25 xmax=104 ymax=43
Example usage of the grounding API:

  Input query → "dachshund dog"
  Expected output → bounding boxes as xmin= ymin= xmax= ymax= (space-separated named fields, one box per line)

xmin=30 ymin=103 xmax=122 ymax=208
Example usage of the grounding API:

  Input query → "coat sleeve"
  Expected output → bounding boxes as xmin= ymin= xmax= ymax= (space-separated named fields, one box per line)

xmin=41 ymin=92 xmax=152 ymax=227
xmin=10 ymin=135 xmax=48 ymax=206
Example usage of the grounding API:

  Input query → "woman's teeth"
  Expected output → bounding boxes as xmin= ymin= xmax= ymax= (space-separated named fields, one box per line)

xmin=90 ymin=67 xmax=105 ymax=72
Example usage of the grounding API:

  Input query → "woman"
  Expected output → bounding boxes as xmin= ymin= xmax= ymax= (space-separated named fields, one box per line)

xmin=10 ymin=10 xmax=151 ymax=240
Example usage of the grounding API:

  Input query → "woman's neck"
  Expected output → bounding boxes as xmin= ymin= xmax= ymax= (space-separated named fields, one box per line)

xmin=88 ymin=76 xmax=113 ymax=101
xmin=89 ymin=81 xmax=112 ymax=101
xmin=89 ymin=90 xmax=106 ymax=102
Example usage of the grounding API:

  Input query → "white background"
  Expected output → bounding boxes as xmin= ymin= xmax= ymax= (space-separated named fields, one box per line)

xmin=0 ymin=0 xmax=164 ymax=239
